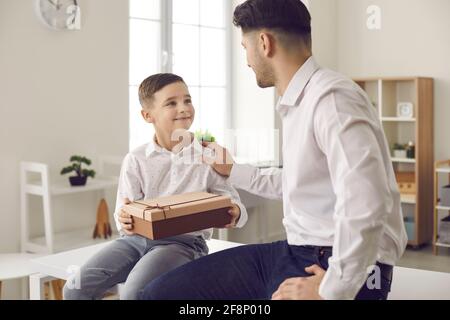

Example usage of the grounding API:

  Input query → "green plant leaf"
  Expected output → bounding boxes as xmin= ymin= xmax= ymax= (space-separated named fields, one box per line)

xmin=82 ymin=169 xmax=96 ymax=178
xmin=60 ymin=165 xmax=75 ymax=175
xmin=80 ymin=157 xmax=91 ymax=165
xmin=70 ymin=155 xmax=82 ymax=162
xmin=195 ymin=130 xmax=216 ymax=143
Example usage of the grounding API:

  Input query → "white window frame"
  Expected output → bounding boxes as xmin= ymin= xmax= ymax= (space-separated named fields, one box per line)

xmin=129 ymin=0 xmax=232 ymax=150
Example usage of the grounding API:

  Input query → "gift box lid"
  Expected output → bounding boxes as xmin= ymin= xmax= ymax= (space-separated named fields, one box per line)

xmin=123 ymin=192 xmax=232 ymax=222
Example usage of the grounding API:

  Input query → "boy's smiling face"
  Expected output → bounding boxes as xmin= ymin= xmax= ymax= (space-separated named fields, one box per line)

xmin=141 ymin=81 xmax=195 ymax=138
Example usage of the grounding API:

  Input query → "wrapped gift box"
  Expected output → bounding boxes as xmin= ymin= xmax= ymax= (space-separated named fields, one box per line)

xmin=123 ymin=192 xmax=233 ymax=240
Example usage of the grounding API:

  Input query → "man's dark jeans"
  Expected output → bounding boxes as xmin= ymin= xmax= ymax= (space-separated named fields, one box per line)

xmin=140 ymin=240 xmax=393 ymax=300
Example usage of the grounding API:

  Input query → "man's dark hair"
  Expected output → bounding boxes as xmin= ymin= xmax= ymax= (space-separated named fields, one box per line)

xmin=138 ymin=73 xmax=185 ymax=108
xmin=233 ymin=0 xmax=312 ymax=49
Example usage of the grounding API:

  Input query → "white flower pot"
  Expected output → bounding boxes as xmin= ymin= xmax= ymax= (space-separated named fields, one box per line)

xmin=393 ymin=150 xmax=407 ymax=158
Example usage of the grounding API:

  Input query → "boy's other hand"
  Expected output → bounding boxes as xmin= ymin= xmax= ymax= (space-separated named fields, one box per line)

xmin=223 ymin=203 xmax=241 ymax=228
xmin=201 ymin=141 xmax=234 ymax=177
xmin=120 ymin=197 xmax=135 ymax=235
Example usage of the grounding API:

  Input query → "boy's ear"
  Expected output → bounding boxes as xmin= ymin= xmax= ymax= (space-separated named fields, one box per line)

xmin=141 ymin=109 xmax=154 ymax=123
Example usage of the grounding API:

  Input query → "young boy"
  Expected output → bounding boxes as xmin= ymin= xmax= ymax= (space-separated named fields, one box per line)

xmin=63 ymin=73 xmax=248 ymax=300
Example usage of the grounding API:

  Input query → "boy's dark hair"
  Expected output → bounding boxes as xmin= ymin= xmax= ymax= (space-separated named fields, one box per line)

xmin=233 ymin=0 xmax=311 ymax=49
xmin=138 ymin=73 xmax=185 ymax=108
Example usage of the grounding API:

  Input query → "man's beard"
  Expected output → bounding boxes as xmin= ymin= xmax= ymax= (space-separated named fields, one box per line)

xmin=256 ymin=77 xmax=273 ymax=88
xmin=254 ymin=62 xmax=275 ymax=88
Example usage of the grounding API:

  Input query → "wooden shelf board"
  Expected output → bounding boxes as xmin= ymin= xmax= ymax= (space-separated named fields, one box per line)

xmin=436 ymin=205 xmax=450 ymax=211
xmin=435 ymin=242 xmax=450 ymax=248
xmin=381 ymin=117 xmax=416 ymax=122
xmin=353 ymin=77 xmax=422 ymax=82
xmin=436 ymin=166 xmax=450 ymax=173
xmin=50 ymin=178 xmax=118 ymax=196
xmin=401 ymin=194 xmax=416 ymax=204
xmin=392 ymin=158 xmax=416 ymax=163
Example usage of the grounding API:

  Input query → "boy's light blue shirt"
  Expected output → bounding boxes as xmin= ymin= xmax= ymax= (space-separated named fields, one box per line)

xmin=114 ymin=136 xmax=248 ymax=239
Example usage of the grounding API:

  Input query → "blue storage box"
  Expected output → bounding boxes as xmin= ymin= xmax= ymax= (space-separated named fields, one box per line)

xmin=404 ymin=217 xmax=415 ymax=241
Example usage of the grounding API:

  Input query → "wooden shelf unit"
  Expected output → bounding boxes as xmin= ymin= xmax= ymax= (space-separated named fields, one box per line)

xmin=433 ymin=160 xmax=450 ymax=255
xmin=354 ymin=77 xmax=434 ymax=247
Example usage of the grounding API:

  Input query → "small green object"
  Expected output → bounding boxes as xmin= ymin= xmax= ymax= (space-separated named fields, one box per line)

xmin=393 ymin=143 xmax=406 ymax=150
xmin=60 ymin=155 xmax=96 ymax=179
xmin=195 ymin=130 xmax=215 ymax=142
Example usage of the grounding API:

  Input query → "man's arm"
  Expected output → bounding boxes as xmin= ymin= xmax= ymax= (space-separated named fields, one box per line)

xmin=202 ymin=142 xmax=283 ymax=200
xmin=314 ymin=89 xmax=393 ymax=299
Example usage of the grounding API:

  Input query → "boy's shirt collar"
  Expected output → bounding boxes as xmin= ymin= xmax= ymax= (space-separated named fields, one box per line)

xmin=145 ymin=133 xmax=202 ymax=159
xmin=145 ymin=135 xmax=165 ymax=157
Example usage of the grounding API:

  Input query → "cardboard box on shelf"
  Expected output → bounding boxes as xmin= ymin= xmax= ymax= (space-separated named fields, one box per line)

xmin=123 ymin=192 xmax=233 ymax=240
xmin=395 ymin=171 xmax=416 ymax=194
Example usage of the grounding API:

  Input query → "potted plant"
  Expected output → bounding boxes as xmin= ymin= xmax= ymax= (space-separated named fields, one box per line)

xmin=61 ymin=155 xmax=96 ymax=186
xmin=393 ymin=143 xmax=407 ymax=158
xmin=194 ymin=129 xmax=216 ymax=143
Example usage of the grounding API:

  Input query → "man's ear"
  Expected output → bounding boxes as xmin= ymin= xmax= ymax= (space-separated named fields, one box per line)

xmin=141 ymin=109 xmax=154 ymax=123
xmin=259 ymin=32 xmax=275 ymax=58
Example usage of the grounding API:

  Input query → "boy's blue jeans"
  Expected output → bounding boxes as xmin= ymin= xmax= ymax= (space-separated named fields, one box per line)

xmin=63 ymin=234 xmax=208 ymax=300
xmin=140 ymin=240 xmax=393 ymax=300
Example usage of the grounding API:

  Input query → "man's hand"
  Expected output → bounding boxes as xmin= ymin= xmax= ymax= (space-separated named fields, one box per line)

xmin=271 ymin=265 xmax=325 ymax=300
xmin=119 ymin=197 xmax=134 ymax=235
xmin=223 ymin=203 xmax=241 ymax=228
xmin=201 ymin=141 xmax=234 ymax=177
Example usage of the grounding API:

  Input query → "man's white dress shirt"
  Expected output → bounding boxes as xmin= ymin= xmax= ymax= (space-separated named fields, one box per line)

xmin=230 ymin=56 xmax=408 ymax=300
xmin=114 ymin=137 xmax=248 ymax=240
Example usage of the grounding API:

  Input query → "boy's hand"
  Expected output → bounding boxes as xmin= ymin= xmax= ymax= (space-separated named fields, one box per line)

xmin=201 ymin=141 xmax=234 ymax=177
xmin=223 ymin=203 xmax=241 ymax=228
xmin=119 ymin=198 xmax=134 ymax=235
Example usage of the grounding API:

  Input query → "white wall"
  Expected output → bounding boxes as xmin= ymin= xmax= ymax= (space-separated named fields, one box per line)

xmin=231 ymin=0 xmax=276 ymax=134
xmin=230 ymin=0 xmax=285 ymax=244
xmin=309 ymin=0 xmax=338 ymax=69
xmin=0 ymin=0 xmax=129 ymax=297
xmin=335 ymin=0 xmax=450 ymax=160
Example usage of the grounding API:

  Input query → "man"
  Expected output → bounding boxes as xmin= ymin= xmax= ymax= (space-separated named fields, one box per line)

xmin=141 ymin=0 xmax=407 ymax=300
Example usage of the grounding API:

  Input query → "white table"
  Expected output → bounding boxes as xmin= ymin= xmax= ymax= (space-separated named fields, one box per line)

xmin=389 ymin=266 xmax=450 ymax=300
xmin=29 ymin=238 xmax=242 ymax=300
xmin=0 ymin=253 xmax=45 ymax=298
xmin=29 ymin=239 xmax=450 ymax=300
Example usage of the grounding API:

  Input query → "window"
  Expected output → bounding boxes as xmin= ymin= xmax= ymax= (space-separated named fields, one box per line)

xmin=129 ymin=0 xmax=230 ymax=150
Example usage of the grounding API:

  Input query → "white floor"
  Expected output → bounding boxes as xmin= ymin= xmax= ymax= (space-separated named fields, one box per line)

xmin=398 ymin=245 xmax=450 ymax=273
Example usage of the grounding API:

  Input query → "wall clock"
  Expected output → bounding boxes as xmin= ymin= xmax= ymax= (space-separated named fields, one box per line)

xmin=36 ymin=0 xmax=81 ymax=30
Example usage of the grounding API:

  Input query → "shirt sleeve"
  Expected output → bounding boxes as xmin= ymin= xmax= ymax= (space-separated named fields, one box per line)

xmin=313 ymin=89 xmax=393 ymax=300
xmin=228 ymin=163 xmax=283 ymax=201
xmin=113 ymin=153 xmax=144 ymax=234
xmin=207 ymin=167 xmax=248 ymax=228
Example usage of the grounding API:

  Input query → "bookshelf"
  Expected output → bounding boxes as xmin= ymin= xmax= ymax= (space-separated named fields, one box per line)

xmin=433 ymin=160 xmax=450 ymax=255
xmin=354 ymin=77 xmax=434 ymax=247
